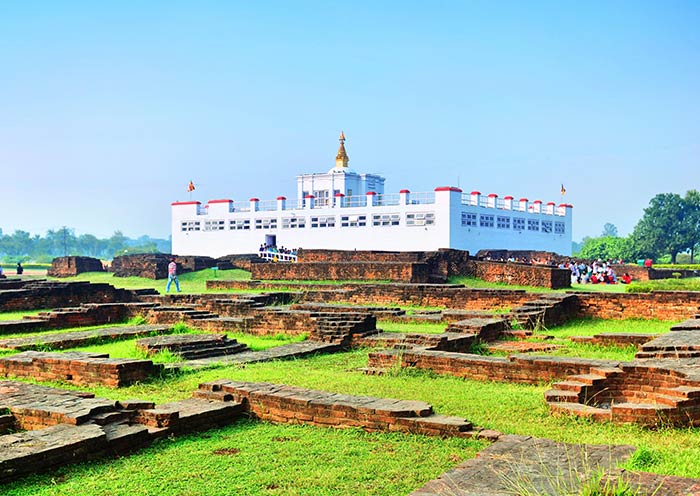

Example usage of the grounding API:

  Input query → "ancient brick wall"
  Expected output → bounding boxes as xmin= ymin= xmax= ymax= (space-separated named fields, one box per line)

xmin=111 ymin=254 xmax=216 ymax=279
xmin=47 ymin=257 xmax=105 ymax=277
xmin=250 ymin=261 xmax=432 ymax=283
xmin=575 ymin=291 xmax=700 ymax=320
xmin=368 ymin=349 xmax=618 ymax=384
xmin=0 ymin=351 xmax=161 ymax=387
xmin=0 ymin=281 xmax=139 ymax=311
xmin=465 ymin=261 xmax=571 ymax=289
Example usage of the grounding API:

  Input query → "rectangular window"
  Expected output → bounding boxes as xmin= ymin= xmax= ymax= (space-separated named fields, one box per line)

xmin=282 ymin=217 xmax=306 ymax=229
xmin=255 ymin=218 xmax=278 ymax=230
xmin=180 ymin=221 xmax=201 ymax=232
xmin=554 ymin=222 xmax=566 ymax=234
xmin=479 ymin=214 xmax=494 ymax=228
xmin=340 ymin=215 xmax=367 ymax=227
xmin=310 ymin=216 xmax=336 ymax=228
xmin=372 ymin=213 xmax=400 ymax=226
xmin=541 ymin=221 xmax=553 ymax=233
xmin=229 ymin=219 xmax=250 ymax=230
xmin=497 ymin=216 xmax=511 ymax=229
xmin=204 ymin=219 xmax=225 ymax=231
xmin=513 ymin=217 xmax=525 ymax=231
xmin=461 ymin=212 xmax=477 ymax=227
xmin=527 ymin=219 xmax=539 ymax=231
xmin=406 ymin=212 xmax=435 ymax=226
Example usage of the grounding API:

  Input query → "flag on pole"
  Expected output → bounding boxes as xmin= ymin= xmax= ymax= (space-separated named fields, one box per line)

xmin=188 ymin=181 xmax=196 ymax=192
xmin=560 ymin=184 xmax=566 ymax=196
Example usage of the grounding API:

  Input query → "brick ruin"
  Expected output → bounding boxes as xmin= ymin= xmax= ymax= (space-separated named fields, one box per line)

xmin=110 ymin=253 xmax=218 ymax=279
xmin=3 ymin=278 xmax=700 ymax=491
xmin=251 ymin=248 xmax=572 ymax=288
xmin=47 ymin=256 xmax=105 ymax=277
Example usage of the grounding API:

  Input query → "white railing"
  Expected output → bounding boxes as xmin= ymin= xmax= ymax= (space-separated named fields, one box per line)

xmin=258 ymin=250 xmax=298 ymax=262
xmin=377 ymin=193 xmax=400 ymax=206
xmin=342 ymin=195 xmax=368 ymax=208
xmin=408 ymin=191 xmax=435 ymax=205
xmin=257 ymin=200 xmax=278 ymax=211
xmin=230 ymin=201 xmax=251 ymax=212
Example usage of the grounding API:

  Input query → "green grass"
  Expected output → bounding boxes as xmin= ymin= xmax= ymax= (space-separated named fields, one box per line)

xmin=2 ymin=419 xmax=486 ymax=496
xmin=8 ymin=350 xmax=700 ymax=484
xmin=377 ymin=320 xmax=448 ymax=334
xmin=52 ymin=269 xmax=252 ymax=294
xmin=533 ymin=318 xmax=676 ymax=339
xmin=0 ymin=309 xmax=51 ymax=321
xmin=627 ymin=277 xmax=700 ymax=293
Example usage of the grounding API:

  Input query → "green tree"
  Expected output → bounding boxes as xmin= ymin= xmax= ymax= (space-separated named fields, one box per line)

xmin=631 ymin=193 xmax=692 ymax=264
xmin=601 ymin=223 xmax=618 ymax=237
xmin=578 ymin=236 xmax=632 ymax=261
xmin=685 ymin=190 xmax=700 ymax=263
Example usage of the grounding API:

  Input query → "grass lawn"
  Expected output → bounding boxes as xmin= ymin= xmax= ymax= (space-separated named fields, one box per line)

xmin=533 ymin=318 xmax=676 ymax=339
xmin=0 ymin=309 xmax=51 ymax=321
xmin=53 ymin=269 xmax=253 ymax=294
xmin=4 ymin=348 xmax=700 ymax=495
xmin=628 ymin=277 xmax=700 ymax=293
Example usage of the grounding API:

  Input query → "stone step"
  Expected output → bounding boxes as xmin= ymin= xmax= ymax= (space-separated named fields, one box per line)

xmin=656 ymin=386 xmax=700 ymax=399
xmin=610 ymin=402 xmax=675 ymax=415
xmin=636 ymin=350 xmax=700 ymax=359
xmin=544 ymin=389 xmax=581 ymax=403
xmin=567 ymin=373 xmax=608 ymax=385
xmin=88 ymin=410 xmax=132 ymax=426
xmin=548 ymin=402 xmax=612 ymax=420
xmin=550 ymin=380 xmax=589 ymax=392
xmin=180 ymin=344 xmax=249 ymax=360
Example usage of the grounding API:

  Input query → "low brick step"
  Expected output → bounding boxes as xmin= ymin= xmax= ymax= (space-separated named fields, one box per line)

xmin=179 ymin=344 xmax=249 ymax=360
xmin=652 ymin=394 xmax=695 ymax=407
xmin=636 ymin=350 xmax=700 ymax=359
xmin=589 ymin=367 xmax=623 ymax=377
xmin=656 ymin=386 xmax=700 ymax=399
xmin=545 ymin=389 xmax=581 ymax=403
xmin=548 ymin=402 xmax=612 ymax=420
xmin=500 ymin=329 xmax=533 ymax=339
xmin=551 ymin=380 xmax=589 ymax=392
xmin=396 ymin=415 xmax=473 ymax=434
xmin=566 ymin=373 xmax=608 ymax=385
xmin=102 ymin=421 xmax=151 ymax=455
xmin=670 ymin=319 xmax=700 ymax=331
xmin=88 ymin=410 xmax=132 ymax=426
xmin=610 ymin=402 xmax=676 ymax=415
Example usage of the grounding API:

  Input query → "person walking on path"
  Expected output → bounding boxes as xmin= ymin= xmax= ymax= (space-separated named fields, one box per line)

xmin=166 ymin=258 xmax=181 ymax=293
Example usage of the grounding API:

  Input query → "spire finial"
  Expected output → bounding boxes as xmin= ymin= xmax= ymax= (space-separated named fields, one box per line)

xmin=335 ymin=131 xmax=349 ymax=168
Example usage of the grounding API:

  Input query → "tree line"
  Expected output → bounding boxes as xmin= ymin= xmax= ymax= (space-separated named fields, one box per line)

xmin=577 ymin=190 xmax=700 ymax=264
xmin=0 ymin=227 xmax=170 ymax=263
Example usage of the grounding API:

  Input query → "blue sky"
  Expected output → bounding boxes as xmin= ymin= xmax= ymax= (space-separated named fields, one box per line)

xmin=1 ymin=1 xmax=698 ymax=241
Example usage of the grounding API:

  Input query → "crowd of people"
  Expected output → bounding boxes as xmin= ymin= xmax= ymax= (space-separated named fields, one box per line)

xmin=558 ymin=260 xmax=632 ymax=285
xmin=258 ymin=244 xmax=298 ymax=262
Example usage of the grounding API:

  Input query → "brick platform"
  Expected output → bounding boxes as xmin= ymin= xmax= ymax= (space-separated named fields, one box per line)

xmin=0 ymin=351 xmax=161 ymax=387
xmin=195 ymin=380 xmax=475 ymax=437
xmin=136 ymin=333 xmax=249 ymax=360
xmin=47 ymin=256 xmax=104 ymax=277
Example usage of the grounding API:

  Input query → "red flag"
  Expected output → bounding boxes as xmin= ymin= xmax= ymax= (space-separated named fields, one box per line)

xmin=188 ymin=181 xmax=195 ymax=192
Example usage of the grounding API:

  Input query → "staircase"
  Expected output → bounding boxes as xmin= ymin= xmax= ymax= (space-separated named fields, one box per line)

xmin=309 ymin=312 xmax=379 ymax=347
xmin=512 ymin=293 xmax=578 ymax=330
xmin=136 ymin=334 xmax=249 ymax=360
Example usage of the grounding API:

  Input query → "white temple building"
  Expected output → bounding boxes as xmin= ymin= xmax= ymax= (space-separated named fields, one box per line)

xmin=171 ymin=134 xmax=573 ymax=257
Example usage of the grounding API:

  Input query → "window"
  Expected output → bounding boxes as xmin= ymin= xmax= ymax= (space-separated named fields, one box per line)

xmin=513 ymin=217 xmax=525 ymax=231
xmin=479 ymin=214 xmax=494 ymax=228
xmin=341 ymin=215 xmax=366 ymax=227
xmin=527 ymin=219 xmax=539 ymax=231
xmin=180 ymin=221 xmax=201 ymax=232
xmin=255 ymin=218 xmax=278 ymax=230
xmin=204 ymin=220 xmax=225 ymax=231
xmin=541 ymin=221 xmax=552 ymax=233
xmin=406 ymin=212 xmax=435 ymax=226
xmin=461 ymin=212 xmax=477 ymax=227
xmin=282 ymin=217 xmax=306 ymax=229
xmin=230 ymin=219 xmax=250 ymax=230
xmin=311 ymin=216 xmax=335 ymax=228
xmin=372 ymin=213 xmax=400 ymax=226
xmin=314 ymin=190 xmax=330 ymax=206
xmin=497 ymin=216 xmax=511 ymax=229
xmin=554 ymin=222 xmax=566 ymax=234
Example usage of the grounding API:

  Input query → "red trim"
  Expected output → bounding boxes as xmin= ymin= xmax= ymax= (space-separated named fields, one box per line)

xmin=546 ymin=202 xmax=555 ymax=206
xmin=276 ymin=196 xmax=287 ymax=201
xmin=366 ymin=191 xmax=377 ymax=196
xmin=208 ymin=199 xmax=232 ymax=204
xmin=503 ymin=196 xmax=514 ymax=200
xmin=399 ymin=189 xmax=410 ymax=194
xmin=533 ymin=200 xmax=542 ymax=204
xmin=470 ymin=191 xmax=481 ymax=195
xmin=249 ymin=197 xmax=260 ymax=202
xmin=304 ymin=194 xmax=315 ymax=199
xmin=334 ymin=193 xmax=345 ymax=197
xmin=434 ymin=186 xmax=463 ymax=192
xmin=519 ymin=198 xmax=528 ymax=202
xmin=487 ymin=193 xmax=498 ymax=198
xmin=171 ymin=201 xmax=201 ymax=206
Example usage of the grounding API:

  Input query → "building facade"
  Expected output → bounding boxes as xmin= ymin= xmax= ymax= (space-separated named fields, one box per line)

xmin=172 ymin=134 xmax=573 ymax=257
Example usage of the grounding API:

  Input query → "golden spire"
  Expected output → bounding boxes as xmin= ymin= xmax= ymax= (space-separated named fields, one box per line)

xmin=335 ymin=131 xmax=349 ymax=168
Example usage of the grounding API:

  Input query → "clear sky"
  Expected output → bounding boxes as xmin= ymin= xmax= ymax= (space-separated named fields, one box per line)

xmin=1 ymin=1 xmax=698 ymax=242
